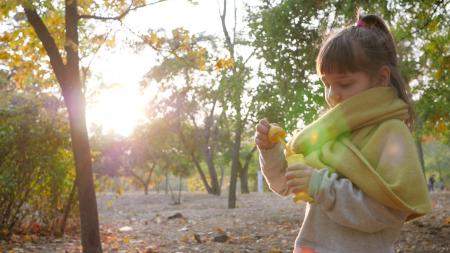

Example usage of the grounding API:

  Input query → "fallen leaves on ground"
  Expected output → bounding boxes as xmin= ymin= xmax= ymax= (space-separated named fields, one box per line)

xmin=0 ymin=192 xmax=448 ymax=253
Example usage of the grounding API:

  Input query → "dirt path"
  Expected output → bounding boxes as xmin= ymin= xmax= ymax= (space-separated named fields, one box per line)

xmin=1 ymin=191 xmax=449 ymax=253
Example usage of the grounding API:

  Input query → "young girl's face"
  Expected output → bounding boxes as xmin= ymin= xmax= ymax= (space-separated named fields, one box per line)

xmin=320 ymin=71 xmax=376 ymax=107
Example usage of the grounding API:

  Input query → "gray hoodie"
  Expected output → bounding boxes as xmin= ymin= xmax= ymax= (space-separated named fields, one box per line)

xmin=259 ymin=144 xmax=409 ymax=253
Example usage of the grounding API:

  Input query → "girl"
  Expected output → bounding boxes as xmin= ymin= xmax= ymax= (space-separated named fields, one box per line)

xmin=255 ymin=12 xmax=432 ymax=253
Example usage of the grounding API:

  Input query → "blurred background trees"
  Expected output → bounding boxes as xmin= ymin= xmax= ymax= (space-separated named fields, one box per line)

xmin=0 ymin=0 xmax=448 ymax=251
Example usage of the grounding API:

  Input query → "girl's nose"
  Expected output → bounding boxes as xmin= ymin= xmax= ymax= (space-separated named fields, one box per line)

xmin=327 ymin=89 xmax=342 ymax=105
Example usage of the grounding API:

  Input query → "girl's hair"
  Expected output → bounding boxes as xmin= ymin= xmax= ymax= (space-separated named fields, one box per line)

xmin=316 ymin=10 xmax=415 ymax=130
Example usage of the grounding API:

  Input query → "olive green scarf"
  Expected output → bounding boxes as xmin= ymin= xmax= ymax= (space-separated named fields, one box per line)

xmin=288 ymin=86 xmax=431 ymax=220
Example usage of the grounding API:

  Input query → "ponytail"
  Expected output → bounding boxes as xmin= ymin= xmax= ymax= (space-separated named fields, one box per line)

xmin=356 ymin=10 xmax=416 ymax=130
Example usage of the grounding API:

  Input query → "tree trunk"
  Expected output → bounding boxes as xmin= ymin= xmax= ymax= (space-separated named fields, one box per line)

xmin=24 ymin=2 xmax=103 ymax=252
xmin=415 ymin=117 xmax=426 ymax=174
xmin=191 ymin=156 xmax=214 ymax=194
xmin=239 ymin=162 xmax=249 ymax=194
xmin=228 ymin=115 xmax=242 ymax=209
xmin=144 ymin=184 xmax=149 ymax=195
xmin=219 ymin=0 xmax=242 ymax=208
xmin=63 ymin=81 xmax=102 ymax=253
xmin=416 ymin=137 xmax=425 ymax=173
xmin=178 ymin=175 xmax=182 ymax=204
xmin=203 ymin=101 xmax=221 ymax=195
xmin=143 ymin=165 xmax=155 ymax=195
xmin=239 ymin=146 xmax=257 ymax=194
xmin=59 ymin=179 xmax=77 ymax=236
xmin=165 ymin=172 xmax=169 ymax=195
xmin=205 ymin=147 xmax=220 ymax=195
xmin=219 ymin=166 xmax=224 ymax=191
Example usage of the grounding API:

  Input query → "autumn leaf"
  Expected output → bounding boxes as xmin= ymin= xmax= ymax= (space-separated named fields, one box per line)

xmin=214 ymin=58 xmax=234 ymax=70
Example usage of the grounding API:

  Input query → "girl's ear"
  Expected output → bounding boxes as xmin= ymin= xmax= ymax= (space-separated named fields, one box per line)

xmin=378 ymin=65 xmax=391 ymax=86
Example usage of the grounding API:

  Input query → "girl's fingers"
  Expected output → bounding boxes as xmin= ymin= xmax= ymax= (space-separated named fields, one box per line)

xmin=285 ymin=168 xmax=311 ymax=180
xmin=255 ymin=131 xmax=269 ymax=142
xmin=286 ymin=178 xmax=308 ymax=191
xmin=256 ymin=122 xmax=269 ymax=135
xmin=286 ymin=164 xmax=311 ymax=172
xmin=255 ymin=137 xmax=271 ymax=150
xmin=259 ymin=118 xmax=270 ymax=127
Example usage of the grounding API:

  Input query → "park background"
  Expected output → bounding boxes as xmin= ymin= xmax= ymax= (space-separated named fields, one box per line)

xmin=0 ymin=0 xmax=449 ymax=252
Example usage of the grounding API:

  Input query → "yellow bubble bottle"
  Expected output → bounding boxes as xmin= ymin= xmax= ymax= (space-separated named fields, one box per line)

xmin=268 ymin=124 xmax=314 ymax=203
xmin=286 ymin=154 xmax=314 ymax=203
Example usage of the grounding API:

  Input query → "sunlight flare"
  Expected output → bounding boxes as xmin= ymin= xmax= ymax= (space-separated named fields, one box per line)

xmin=86 ymin=84 xmax=148 ymax=136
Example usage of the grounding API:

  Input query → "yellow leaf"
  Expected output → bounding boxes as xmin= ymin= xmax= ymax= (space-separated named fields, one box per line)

xmin=269 ymin=248 xmax=282 ymax=253
xmin=1 ymin=228 xmax=8 ymax=236
xmin=23 ymin=235 xmax=32 ymax=242
xmin=111 ymin=243 xmax=120 ymax=250
xmin=215 ymin=58 xmax=234 ymax=70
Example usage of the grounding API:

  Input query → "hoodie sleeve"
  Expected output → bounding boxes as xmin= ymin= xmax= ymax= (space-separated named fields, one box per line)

xmin=308 ymin=168 xmax=409 ymax=233
xmin=258 ymin=144 xmax=290 ymax=197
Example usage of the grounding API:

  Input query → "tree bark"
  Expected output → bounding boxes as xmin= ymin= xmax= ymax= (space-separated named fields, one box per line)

xmin=59 ymin=179 xmax=77 ymax=236
xmin=127 ymin=165 xmax=154 ymax=195
xmin=238 ymin=162 xmax=249 ymax=194
xmin=415 ymin=117 xmax=426 ymax=174
xmin=228 ymin=115 xmax=242 ymax=208
xmin=239 ymin=146 xmax=257 ymax=194
xmin=203 ymin=101 xmax=221 ymax=195
xmin=144 ymin=184 xmax=149 ymax=195
xmin=62 ymin=70 xmax=102 ymax=253
xmin=416 ymin=137 xmax=425 ymax=172
xmin=219 ymin=0 xmax=243 ymax=209
xmin=165 ymin=172 xmax=169 ymax=195
xmin=178 ymin=175 xmax=182 ymax=204
xmin=24 ymin=2 xmax=102 ymax=252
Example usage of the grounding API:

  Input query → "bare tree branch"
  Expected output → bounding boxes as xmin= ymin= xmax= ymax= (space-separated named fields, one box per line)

xmin=219 ymin=0 xmax=234 ymax=57
xmin=232 ymin=0 xmax=237 ymax=46
xmin=78 ymin=0 xmax=168 ymax=21
xmin=121 ymin=23 xmax=201 ymax=70
xmin=81 ymin=28 xmax=115 ymax=94
xmin=243 ymin=48 xmax=257 ymax=65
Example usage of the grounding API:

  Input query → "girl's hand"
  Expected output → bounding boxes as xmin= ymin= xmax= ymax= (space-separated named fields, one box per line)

xmin=255 ymin=119 xmax=277 ymax=150
xmin=285 ymin=164 xmax=314 ymax=194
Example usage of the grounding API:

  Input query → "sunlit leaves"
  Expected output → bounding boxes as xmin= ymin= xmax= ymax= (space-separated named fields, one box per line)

xmin=140 ymin=28 xmax=212 ymax=76
xmin=215 ymin=58 xmax=234 ymax=70
xmin=0 ymin=14 xmax=60 ymax=89
xmin=0 ymin=0 xmax=127 ymax=91
xmin=144 ymin=31 xmax=165 ymax=49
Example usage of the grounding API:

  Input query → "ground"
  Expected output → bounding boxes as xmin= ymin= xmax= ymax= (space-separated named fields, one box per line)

xmin=1 ymin=191 xmax=449 ymax=253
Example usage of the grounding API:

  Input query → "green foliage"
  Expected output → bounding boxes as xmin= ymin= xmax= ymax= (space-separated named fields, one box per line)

xmin=389 ymin=1 xmax=449 ymax=142
xmin=248 ymin=0 xmax=449 ymax=137
xmin=247 ymin=0 xmax=329 ymax=130
xmin=423 ymin=140 xmax=450 ymax=188
xmin=0 ymin=90 xmax=75 ymax=234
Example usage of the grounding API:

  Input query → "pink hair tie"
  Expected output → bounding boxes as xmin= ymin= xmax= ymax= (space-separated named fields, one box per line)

xmin=356 ymin=19 xmax=365 ymax=27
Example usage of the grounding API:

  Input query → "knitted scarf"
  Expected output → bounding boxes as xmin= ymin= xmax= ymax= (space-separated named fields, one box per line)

xmin=288 ymin=86 xmax=432 ymax=220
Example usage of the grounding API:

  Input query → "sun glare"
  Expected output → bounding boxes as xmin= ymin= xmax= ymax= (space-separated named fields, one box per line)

xmin=86 ymin=84 xmax=148 ymax=137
